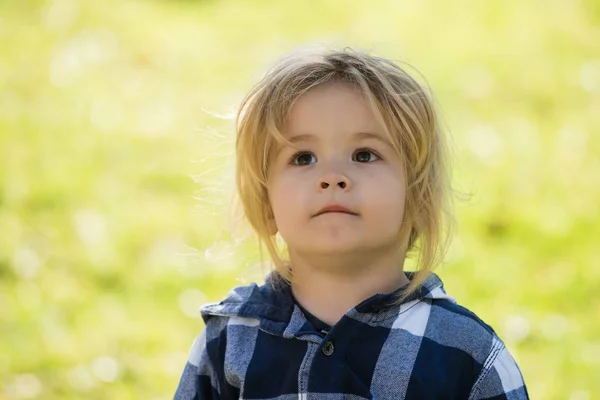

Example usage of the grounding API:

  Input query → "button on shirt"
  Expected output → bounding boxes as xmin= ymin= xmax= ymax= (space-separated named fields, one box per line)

xmin=321 ymin=340 xmax=334 ymax=356
xmin=174 ymin=271 xmax=529 ymax=399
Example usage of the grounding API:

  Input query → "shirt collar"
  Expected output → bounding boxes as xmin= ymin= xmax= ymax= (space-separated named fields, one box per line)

xmin=200 ymin=270 xmax=452 ymax=335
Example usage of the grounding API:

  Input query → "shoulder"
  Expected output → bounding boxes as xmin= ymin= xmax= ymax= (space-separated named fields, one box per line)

xmin=398 ymin=297 xmax=528 ymax=397
xmin=396 ymin=273 xmax=500 ymax=358
xmin=429 ymin=297 xmax=497 ymax=336
xmin=423 ymin=297 xmax=500 ymax=362
xmin=199 ymin=273 xmax=293 ymax=334
xmin=388 ymin=292 xmax=505 ymax=375
xmin=433 ymin=300 xmax=529 ymax=398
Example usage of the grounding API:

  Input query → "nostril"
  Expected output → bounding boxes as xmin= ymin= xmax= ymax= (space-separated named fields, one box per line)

xmin=338 ymin=181 xmax=346 ymax=189
xmin=321 ymin=182 xmax=329 ymax=189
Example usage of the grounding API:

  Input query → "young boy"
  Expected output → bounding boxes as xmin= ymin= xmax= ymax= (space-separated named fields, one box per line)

xmin=175 ymin=47 xmax=529 ymax=399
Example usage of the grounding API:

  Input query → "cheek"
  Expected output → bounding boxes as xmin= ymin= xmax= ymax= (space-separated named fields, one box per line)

xmin=366 ymin=171 xmax=406 ymax=202
xmin=364 ymin=176 xmax=406 ymax=225
xmin=268 ymin=174 xmax=309 ymax=219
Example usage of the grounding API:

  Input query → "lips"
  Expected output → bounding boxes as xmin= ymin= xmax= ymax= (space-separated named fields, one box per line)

xmin=314 ymin=205 xmax=358 ymax=217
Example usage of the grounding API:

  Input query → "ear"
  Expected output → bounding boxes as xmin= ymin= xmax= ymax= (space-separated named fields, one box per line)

xmin=263 ymin=190 xmax=278 ymax=235
xmin=415 ymin=211 xmax=427 ymax=230
xmin=266 ymin=205 xmax=278 ymax=236
xmin=267 ymin=216 xmax=278 ymax=236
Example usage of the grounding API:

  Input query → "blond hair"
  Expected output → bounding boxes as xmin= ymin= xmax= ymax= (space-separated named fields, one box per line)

xmin=234 ymin=46 xmax=456 ymax=302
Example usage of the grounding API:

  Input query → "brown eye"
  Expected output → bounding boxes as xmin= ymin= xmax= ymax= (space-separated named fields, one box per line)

xmin=291 ymin=152 xmax=316 ymax=166
xmin=354 ymin=149 xmax=379 ymax=163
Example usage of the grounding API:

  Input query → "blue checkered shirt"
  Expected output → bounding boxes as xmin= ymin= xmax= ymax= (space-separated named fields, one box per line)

xmin=174 ymin=272 xmax=529 ymax=399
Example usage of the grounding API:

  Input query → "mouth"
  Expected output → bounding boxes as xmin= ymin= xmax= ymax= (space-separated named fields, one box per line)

xmin=314 ymin=205 xmax=358 ymax=217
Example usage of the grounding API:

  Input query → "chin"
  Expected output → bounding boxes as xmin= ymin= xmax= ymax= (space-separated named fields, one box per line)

xmin=305 ymin=239 xmax=365 ymax=254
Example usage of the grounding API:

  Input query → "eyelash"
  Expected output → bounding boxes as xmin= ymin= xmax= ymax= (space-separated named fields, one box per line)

xmin=289 ymin=148 xmax=381 ymax=166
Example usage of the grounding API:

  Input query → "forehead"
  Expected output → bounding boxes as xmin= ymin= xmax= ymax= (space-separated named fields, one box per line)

xmin=284 ymin=82 xmax=383 ymax=138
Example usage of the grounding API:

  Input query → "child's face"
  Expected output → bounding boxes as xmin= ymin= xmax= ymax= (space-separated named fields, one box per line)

xmin=267 ymin=82 xmax=407 ymax=260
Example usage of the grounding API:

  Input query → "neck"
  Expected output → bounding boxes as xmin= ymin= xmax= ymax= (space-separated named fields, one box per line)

xmin=288 ymin=249 xmax=410 ymax=326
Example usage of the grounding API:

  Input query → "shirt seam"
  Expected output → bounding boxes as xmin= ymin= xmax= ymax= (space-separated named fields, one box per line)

xmin=468 ymin=337 xmax=505 ymax=399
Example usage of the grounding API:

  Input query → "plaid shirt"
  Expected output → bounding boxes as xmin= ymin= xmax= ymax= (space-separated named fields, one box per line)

xmin=174 ymin=272 xmax=529 ymax=399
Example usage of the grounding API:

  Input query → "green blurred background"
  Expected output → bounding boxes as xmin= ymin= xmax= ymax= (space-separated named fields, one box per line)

xmin=1 ymin=0 xmax=599 ymax=398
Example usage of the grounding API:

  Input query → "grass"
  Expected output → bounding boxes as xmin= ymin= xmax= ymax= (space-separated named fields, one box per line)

xmin=1 ymin=0 xmax=599 ymax=398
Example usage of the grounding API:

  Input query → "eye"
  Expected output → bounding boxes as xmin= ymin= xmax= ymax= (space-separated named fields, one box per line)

xmin=290 ymin=151 xmax=317 ymax=166
xmin=353 ymin=149 xmax=380 ymax=163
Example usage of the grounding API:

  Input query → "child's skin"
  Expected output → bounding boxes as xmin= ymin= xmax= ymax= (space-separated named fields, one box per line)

xmin=267 ymin=81 xmax=412 ymax=326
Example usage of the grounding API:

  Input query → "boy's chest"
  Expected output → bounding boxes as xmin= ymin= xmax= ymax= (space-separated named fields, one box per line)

xmin=223 ymin=327 xmax=477 ymax=400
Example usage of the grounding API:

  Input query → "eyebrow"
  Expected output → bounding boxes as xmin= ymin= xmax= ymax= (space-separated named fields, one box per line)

xmin=287 ymin=131 xmax=391 ymax=145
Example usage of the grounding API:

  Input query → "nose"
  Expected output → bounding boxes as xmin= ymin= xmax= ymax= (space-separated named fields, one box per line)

xmin=317 ymin=171 xmax=352 ymax=191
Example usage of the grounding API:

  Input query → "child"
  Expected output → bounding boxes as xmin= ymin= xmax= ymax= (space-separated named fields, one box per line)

xmin=175 ymin=47 xmax=529 ymax=399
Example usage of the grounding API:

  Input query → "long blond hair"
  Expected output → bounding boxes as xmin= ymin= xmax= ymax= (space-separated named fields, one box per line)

xmin=234 ymin=46 xmax=456 ymax=302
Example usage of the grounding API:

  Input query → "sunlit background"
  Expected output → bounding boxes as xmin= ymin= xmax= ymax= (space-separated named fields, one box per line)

xmin=1 ymin=0 xmax=599 ymax=398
